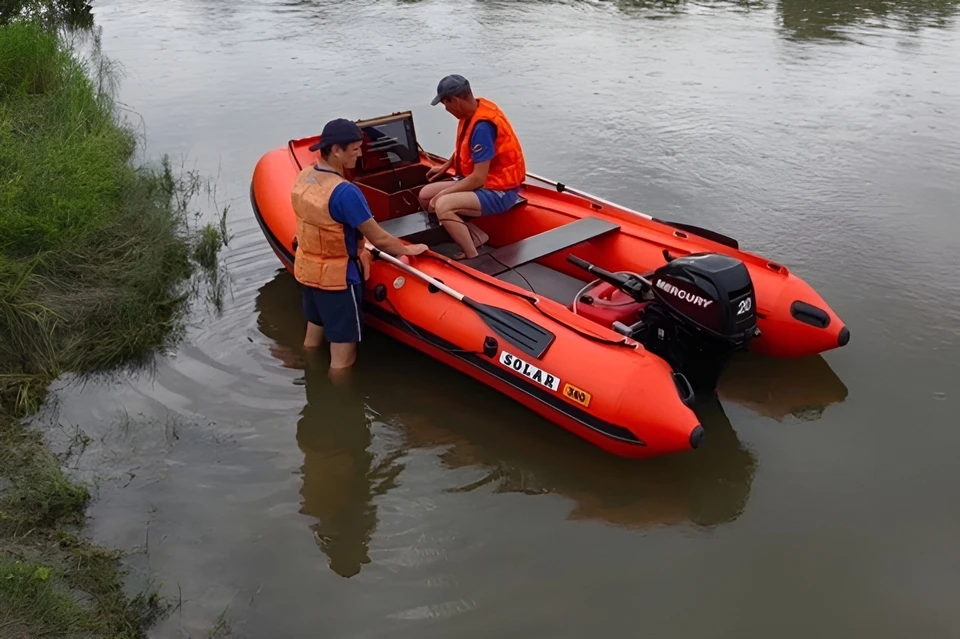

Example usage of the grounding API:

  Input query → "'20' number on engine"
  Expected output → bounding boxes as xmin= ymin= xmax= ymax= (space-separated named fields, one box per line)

xmin=737 ymin=297 xmax=753 ymax=315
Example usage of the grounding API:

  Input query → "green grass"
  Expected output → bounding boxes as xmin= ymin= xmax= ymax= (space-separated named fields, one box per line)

xmin=0 ymin=17 xmax=230 ymax=638
xmin=0 ymin=545 xmax=168 ymax=638
xmin=0 ymin=20 xmax=227 ymax=381
xmin=0 ymin=413 xmax=171 ymax=638
xmin=0 ymin=558 xmax=88 ymax=637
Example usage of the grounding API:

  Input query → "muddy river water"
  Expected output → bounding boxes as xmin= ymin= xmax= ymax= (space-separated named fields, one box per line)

xmin=42 ymin=0 xmax=960 ymax=636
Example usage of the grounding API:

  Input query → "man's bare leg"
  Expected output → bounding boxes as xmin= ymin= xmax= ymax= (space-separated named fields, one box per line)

xmin=435 ymin=192 xmax=485 ymax=258
xmin=304 ymin=322 xmax=324 ymax=348
xmin=417 ymin=180 xmax=453 ymax=212
xmin=328 ymin=342 xmax=357 ymax=388
xmin=463 ymin=222 xmax=489 ymax=248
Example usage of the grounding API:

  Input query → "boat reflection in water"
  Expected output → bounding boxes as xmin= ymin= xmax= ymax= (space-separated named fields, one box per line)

xmin=254 ymin=270 xmax=848 ymax=578
xmin=718 ymin=351 xmax=849 ymax=422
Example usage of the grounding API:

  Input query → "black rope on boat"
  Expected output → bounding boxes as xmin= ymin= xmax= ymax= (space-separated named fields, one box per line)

xmin=368 ymin=144 xmax=633 ymax=349
xmin=527 ymin=294 xmax=636 ymax=350
xmin=365 ymin=284 xmax=483 ymax=357
xmin=439 ymin=218 xmax=540 ymax=295
xmin=419 ymin=252 xmax=635 ymax=350
xmin=288 ymin=140 xmax=303 ymax=170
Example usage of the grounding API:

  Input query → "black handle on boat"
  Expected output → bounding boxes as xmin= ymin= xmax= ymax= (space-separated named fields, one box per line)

xmin=566 ymin=254 xmax=631 ymax=288
xmin=566 ymin=255 xmax=593 ymax=271
xmin=567 ymin=254 xmax=652 ymax=303
xmin=367 ymin=243 xmax=556 ymax=359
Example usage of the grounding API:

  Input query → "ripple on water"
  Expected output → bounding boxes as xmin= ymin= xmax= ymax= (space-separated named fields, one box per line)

xmin=75 ymin=0 xmax=960 ymax=636
xmin=386 ymin=598 xmax=478 ymax=621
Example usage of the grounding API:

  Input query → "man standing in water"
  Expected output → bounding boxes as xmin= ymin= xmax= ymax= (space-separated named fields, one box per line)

xmin=292 ymin=118 xmax=427 ymax=374
xmin=417 ymin=74 xmax=527 ymax=259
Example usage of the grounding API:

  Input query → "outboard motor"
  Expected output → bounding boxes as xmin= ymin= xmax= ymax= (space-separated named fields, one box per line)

xmin=567 ymin=252 xmax=759 ymax=393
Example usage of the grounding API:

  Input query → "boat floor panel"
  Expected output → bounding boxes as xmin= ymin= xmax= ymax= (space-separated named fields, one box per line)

xmin=494 ymin=263 xmax=588 ymax=308
xmin=461 ymin=216 xmax=620 ymax=276
xmin=430 ymin=242 xmax=496 ymax=259
xmin=428 ymin=243 xmax=587 ymax=308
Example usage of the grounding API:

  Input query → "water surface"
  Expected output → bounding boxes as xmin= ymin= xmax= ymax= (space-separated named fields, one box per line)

xmin=46 ymin=0 xmax=960 ymax=636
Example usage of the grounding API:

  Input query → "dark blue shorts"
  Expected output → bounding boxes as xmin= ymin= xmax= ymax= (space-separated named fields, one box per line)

xmin=476 ymin=187 xmax=520 ymax=216
xmin=449 ymin=177 xmax=520 ymax=216
xmin=301 ymin=282 xmax=364 ymax=343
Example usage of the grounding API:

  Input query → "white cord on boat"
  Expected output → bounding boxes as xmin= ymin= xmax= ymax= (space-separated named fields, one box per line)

xmin=571 ymin=272 xmax=647 ymax=316
xmin=571 ymin=278 xmax=598 ymax=317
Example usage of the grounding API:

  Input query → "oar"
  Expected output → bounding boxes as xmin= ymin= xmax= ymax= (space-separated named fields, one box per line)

xmin=524 ymin=172 xmax=654 ymax=220
xmin=524 ymin=173 xmax=739 ymax=249
xmin=365 ymin=244 xmax=555 ymax=359
xmin=417 ymin=146 xmax=739 ymax=248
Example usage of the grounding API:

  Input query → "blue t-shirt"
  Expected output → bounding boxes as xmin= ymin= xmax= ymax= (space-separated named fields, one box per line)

xmin=470 ymin=121 xmax=497 ymax=164
xmin=327 ymin=180 xmax=373 ymax=285
xmin=469 ymin=121 xmax=520 ymax=206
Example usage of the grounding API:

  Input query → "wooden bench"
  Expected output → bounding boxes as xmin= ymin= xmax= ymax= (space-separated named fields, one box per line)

xmin=461 ymin=216 xmax=620 ymax=276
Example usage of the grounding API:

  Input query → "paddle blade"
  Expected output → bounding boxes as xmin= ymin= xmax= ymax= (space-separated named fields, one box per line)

xmin=463 ymin=297 xmax=555 ymax=359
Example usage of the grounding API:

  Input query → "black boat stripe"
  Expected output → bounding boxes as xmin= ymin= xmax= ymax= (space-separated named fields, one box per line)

xmin=252 ymin=181 xmax=643 ymax=446
xmin=362 ymin=301 xmax=645 ymax=446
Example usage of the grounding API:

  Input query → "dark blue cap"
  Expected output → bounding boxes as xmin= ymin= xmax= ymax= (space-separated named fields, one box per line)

xmin=431 ymin=74 xmax=470 ymax=106
xmin=309 ymin=118 xmax=364 ymax=152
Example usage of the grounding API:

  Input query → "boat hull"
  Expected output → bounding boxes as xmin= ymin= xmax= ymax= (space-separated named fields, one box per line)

xmin=249 ymin=129 xmax=848 ymax=458
xmin=251 ymin=159 xmax=706 ymax=458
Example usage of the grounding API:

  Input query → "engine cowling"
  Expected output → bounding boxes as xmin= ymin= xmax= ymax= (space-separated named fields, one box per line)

xmin=564 ymin=251 xmax=759 ymax=393
xmin=631 ymin=253 xmax=759 ymax=392
xmin=650 ymin=253 xmax=757 ymax=346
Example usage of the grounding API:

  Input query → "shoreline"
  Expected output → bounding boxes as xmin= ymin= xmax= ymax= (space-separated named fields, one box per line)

xmin=0 ymin=10 xmax=229 ymax=637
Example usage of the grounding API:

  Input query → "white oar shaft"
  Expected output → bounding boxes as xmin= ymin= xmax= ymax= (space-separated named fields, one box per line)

xmin=523 ymin=172 xmax=653 ymax=220
xmin=365 ymin=244 xmax=465 ymax=302
xmin=420 ymin=146 xmax=653 ymax=220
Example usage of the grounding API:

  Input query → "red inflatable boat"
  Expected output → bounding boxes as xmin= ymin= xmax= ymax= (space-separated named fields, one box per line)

xmin=250 ymin=110 xmax=849 ymax=459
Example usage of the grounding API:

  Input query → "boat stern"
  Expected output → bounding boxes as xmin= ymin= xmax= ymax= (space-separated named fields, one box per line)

xmin=603 ymin=362 xmax=705 ymax=458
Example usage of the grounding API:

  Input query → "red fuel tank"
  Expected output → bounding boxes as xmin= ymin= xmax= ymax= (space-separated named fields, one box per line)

xmin=572 ymin=281 xmax=647 ymax=329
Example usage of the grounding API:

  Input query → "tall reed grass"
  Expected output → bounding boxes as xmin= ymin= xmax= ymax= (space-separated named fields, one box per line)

xmin=0 ymin=20 xmax=227 ymax=397
xmin=1 ymin=15 xmax=229 ymax=637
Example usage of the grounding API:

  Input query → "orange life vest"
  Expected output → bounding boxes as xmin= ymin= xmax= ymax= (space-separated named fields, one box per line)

xmin=290 ymin=166 xmax=351 ymax=290
xmin=453 ymin=98 xmax=526 ymax=191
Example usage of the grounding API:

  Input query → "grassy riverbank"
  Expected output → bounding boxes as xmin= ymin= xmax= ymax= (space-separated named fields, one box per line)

xmin=1 ymin=16 xmax=228 ymax=638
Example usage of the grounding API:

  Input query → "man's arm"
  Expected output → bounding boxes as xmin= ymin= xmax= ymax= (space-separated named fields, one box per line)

xmin=429 ymin=121 xmax=496 ymax=200
xmin=357 ymin=218 xmax=426 ymax=256
xmin=430 ymin=160 xmax=490 ymax=199
xmin=357 ymin=236 xmax=373 ymax=280
xmin=426 ymin=157 xmax=454 ymax=182
xmin=332 ymin=183 xmax=427 ymax=258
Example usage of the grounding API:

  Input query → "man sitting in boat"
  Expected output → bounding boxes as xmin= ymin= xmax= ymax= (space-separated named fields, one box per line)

xmin=292 ymin=118 xmax=427 ymax=374
xmin=417 ymin=74 xmax=527 ymax=260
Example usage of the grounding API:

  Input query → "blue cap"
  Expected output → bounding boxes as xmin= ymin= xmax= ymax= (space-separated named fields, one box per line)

xmin=431 ymin=74 xmax=470 ymax=106
xmin=309 ymin=118 xmax=364 ymax=152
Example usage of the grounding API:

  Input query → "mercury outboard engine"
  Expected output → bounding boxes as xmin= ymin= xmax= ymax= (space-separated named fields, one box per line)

xmin=567 ymin=252 xmax=759 ymax=393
